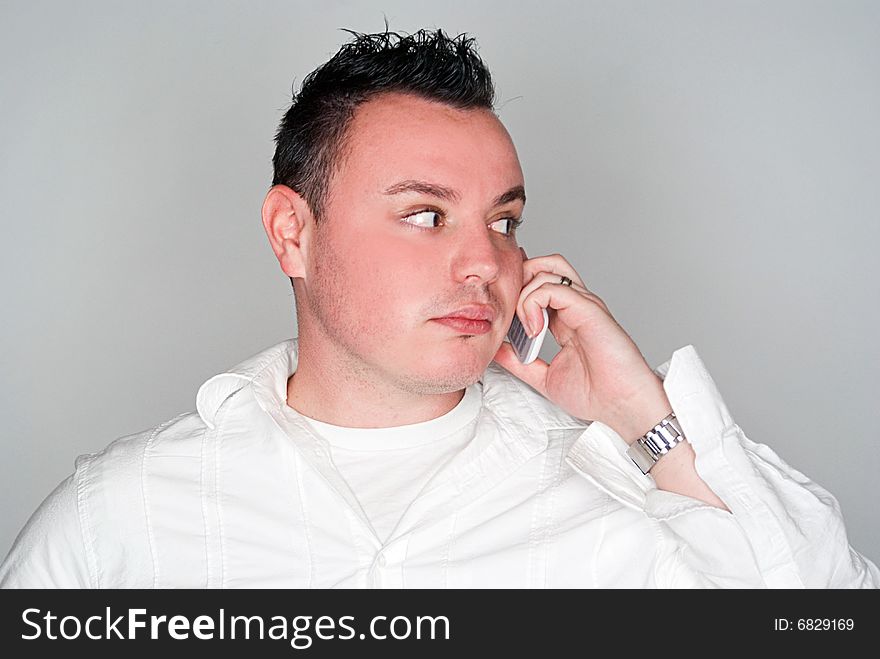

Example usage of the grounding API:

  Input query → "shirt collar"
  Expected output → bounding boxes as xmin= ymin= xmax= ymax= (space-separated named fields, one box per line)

xmin=296 ymin=383 xmax=483 ymax=450
xmin=195 ymin=339 xmax=295 ymax=430
xmin=196 ymin=338 xmax=586 ymax=442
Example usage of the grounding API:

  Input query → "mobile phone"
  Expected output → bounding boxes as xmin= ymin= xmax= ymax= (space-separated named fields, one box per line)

xmin=506 ymin=307 xmax=549 ymax=364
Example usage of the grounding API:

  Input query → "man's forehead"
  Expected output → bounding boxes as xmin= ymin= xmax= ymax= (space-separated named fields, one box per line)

xmin=337 ymin=93 xmax=524 ymax=204
xmin=352 ymin=90 xmax=492 ymax=122
xmin=346 ymin=92 xmax=511 ymax=152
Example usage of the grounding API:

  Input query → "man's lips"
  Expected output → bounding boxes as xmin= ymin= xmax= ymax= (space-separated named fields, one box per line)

xmin=432 ymin=317 xmax=493 ymax=334
xmin=432 ymin=304 xmax=496 ymax=335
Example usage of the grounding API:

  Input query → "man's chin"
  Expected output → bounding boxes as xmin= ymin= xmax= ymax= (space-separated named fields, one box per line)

xmin=397 ymin=354 xmax=491 ymax=395
xmin=396 ymin=373 xmax=483 ymax=396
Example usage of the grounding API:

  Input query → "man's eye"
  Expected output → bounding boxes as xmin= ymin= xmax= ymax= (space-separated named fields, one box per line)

xmin=401 ymin=210 xmax=443 ymax=230
xmin=490 ymin=217 xmax=523 ymax=236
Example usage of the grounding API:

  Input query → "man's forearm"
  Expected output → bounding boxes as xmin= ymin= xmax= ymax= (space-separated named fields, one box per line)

xmin=649 ymin=440 xmax=729 ymax=511
xmin=608 ymin=378 xmax=730 ymax=512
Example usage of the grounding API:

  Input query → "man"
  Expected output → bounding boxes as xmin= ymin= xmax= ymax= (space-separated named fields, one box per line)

xmin=2 ymin=29 xmax=877 ymax=588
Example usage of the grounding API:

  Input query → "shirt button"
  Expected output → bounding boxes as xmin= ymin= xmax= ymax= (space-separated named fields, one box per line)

xmin=377 ymin=555 xmax=387 ymax=567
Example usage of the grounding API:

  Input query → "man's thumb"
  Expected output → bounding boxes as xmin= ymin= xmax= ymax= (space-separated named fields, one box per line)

xmin=492 ymin=341 xmax=548 ymax=396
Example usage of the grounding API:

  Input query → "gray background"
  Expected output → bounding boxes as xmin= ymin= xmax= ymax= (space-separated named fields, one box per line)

xmin=2 ymin=0 xmax=878 ymax=567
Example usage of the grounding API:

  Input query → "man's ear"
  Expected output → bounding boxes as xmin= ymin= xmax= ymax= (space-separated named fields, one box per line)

xmin=261 ymin=185 xmax=314 ymax=280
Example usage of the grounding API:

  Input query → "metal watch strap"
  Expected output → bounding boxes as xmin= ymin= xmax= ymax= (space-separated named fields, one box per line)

xmin=625 ymin=412 xmax=685 ymax=475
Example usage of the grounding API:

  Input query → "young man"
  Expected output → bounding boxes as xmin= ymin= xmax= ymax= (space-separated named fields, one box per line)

xmin=2 ymin=29 xmax=877 ymax=588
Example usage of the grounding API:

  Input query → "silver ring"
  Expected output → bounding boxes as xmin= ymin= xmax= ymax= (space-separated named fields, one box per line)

xmin=560 ymin=276 xmax=573 ymax=287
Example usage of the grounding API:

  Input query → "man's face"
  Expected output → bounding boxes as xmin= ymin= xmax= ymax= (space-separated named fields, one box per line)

xmin=299 ymin=92 xmax=526 ymax=395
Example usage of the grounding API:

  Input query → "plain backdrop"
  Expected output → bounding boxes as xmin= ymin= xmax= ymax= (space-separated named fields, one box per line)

xmin=2 ymin=0 xmax=878 ymax=568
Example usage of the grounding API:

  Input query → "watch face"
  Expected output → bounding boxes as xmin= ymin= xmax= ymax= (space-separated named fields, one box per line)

xmin=626 ymin=414 xmax=686 ymax=475
xmin=626 ymin=442 xmax=656 ymax=475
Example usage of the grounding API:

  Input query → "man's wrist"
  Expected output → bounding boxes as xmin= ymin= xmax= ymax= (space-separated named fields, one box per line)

xmin=606 ymin=376 xmax=673 ymax=445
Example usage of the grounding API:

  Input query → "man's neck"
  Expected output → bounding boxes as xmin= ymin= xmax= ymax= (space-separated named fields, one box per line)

xmin=286 ymin=339 xmax=466 ymax=429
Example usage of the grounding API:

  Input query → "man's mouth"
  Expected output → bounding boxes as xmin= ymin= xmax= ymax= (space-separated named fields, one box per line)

xmin=431 ymin=317 xmax=493 ymax=334
xmin=431 ymin=304 xmax=496 ymax=335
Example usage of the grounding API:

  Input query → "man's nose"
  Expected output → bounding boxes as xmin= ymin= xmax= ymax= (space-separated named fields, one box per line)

xmin=450 ymin=222 xmax=502 ymax=285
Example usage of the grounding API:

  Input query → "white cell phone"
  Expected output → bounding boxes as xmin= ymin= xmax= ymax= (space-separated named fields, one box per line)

xmin=506 ymin=307 xmax=549 ymax=364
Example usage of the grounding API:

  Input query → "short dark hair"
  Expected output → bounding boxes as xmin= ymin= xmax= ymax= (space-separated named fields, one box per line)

xmin=271 ymin=28 xmax=496 ymax=223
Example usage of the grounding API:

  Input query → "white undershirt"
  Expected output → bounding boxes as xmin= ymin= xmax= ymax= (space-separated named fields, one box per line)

xmin=299 ymin=383 xmax=482 ymax=543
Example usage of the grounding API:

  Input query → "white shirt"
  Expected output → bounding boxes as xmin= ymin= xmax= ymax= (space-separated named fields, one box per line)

xmin=300 ymin=384 xmax=482 ymax=543
xmin=1 ymin=338 xmax=877 ymax=588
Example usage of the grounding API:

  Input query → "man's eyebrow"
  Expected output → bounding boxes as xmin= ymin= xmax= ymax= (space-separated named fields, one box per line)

xmin=493 ymin=185 xmax=526 ymax=207
xmin=383 ymin=180 xmax=460 ymax=203
xmin=382 ymin=180 xmax=526 ymax=207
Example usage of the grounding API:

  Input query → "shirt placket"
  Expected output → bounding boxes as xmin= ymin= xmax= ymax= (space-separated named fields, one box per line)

xmin=367 ymin=535 xmax=410 ymax=588
xmin=268 ymin=407 xmax=384 ymax=549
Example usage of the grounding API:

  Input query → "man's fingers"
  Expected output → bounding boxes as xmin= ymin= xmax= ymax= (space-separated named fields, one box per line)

xmin=517 ymin=272 xmax=587 ymax=335
xmin=521 ymin=253 xmax=586 ymax=289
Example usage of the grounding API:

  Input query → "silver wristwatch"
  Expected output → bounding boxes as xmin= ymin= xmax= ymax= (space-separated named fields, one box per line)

xmin=625 ymin=412 xmax=686 ymax=475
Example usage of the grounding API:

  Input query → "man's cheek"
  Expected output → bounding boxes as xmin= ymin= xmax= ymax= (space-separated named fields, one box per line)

xmin=347 ymin=272 xmax=410 ymax=323
xmin=501 ymin=257 xmax=524 ymax=294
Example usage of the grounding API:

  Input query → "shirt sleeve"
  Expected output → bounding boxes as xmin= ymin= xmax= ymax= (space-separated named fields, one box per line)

xmin=0 ymin=472 xmax=94 ymax=588
xmin=565 ymin=344 xmax=880 ymax=588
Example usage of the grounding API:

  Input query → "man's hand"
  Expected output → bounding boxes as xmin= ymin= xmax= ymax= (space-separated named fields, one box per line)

xmin=493 ymin=250 xmax=729 ymax=510
xmin=492 ymin=250 xmax=673 ymax=443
